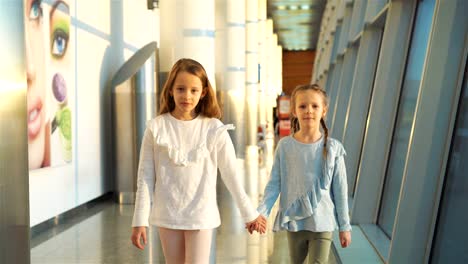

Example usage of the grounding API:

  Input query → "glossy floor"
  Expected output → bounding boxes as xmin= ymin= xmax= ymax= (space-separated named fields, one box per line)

xmin=31 ymin=160 xmax=380 ymax=264
xmin=30 ymin=187 xmax=340 ymax=264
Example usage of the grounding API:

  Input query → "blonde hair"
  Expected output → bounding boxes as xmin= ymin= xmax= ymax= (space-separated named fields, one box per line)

xmin=290 ymin=83 xmax=329 ymax=159
xmin=159 ymin=58 xmax=221 ymax=118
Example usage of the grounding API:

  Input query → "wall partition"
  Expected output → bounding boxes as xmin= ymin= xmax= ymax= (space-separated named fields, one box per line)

xmin=313 ymin=0 xmax=468 ymax=263
xmin=430 ymin=62 xmax=468 ymax=263
xmin=0 ymin=2 xmax=30 ymax=263
xmin=341 ymin=0 xmax=384 ymax=196
xmin=378 ymin=0 xmax=435 ymax=237
xmin=26 ymin=0 xmax=159 ymax=227
xmin=389 ymin=0 xmax=467 ymax=262
xmin=325 ymin=23 xmax=342 ymax=130
xmin=332 ymin=46 xmax=357 ymax=142
xmin=330 ymin=3 xmax=355 ymax=140
xmin=351 ymin=1 xmax=417 ymax=237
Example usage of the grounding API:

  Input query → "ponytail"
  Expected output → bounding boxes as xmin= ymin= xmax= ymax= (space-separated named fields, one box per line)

xmin=290 ymin=116 xmax=300 ymax=134
xmin=320 ymin=118 xmax=329 ymax=159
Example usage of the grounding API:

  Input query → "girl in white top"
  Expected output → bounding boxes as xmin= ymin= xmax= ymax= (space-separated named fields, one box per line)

xmin=130 ymin=58 xmax=266 ymax=263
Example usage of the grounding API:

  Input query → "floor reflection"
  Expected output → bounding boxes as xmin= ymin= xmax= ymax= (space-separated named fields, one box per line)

xmin=30 ymin=155 xmax=339 ymax=263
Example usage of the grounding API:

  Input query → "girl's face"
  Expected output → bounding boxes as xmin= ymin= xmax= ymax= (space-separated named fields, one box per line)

xmin=292 ymin=90 xmax=328 ymax=131
xmin=25 ymin=0 xmax=48 ymax=169
xmin=170 ymin=71 xmax=206 ymax=120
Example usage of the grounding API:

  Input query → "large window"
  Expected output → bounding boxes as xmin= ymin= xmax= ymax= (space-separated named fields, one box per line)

xmin=430 ymin=65 xmax=468 ymax=263
xmin=377 ymin=0 xmax=435 ymax=237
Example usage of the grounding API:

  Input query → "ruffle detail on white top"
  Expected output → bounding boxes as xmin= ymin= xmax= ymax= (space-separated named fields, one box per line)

xmin=153 ymin=123 xmax=235 ymax=166
xmin=206 ymin=124 xmax=236 ymax=149
xmin=155 ymin=134 xmax=209 ymax=166
xmin=214 ymin=124 xmax=235 ymax=136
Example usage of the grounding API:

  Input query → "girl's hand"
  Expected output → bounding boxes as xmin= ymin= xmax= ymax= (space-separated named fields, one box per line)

xmin=131 ymin=226 xmax=147 ymax=250
xmin=245 ymin=215 xmax=267 ymax=234
xmin=339 ymin=231 xmax=351 ymax=248
xmin=245 ymin=221 xmax=257 ymax=234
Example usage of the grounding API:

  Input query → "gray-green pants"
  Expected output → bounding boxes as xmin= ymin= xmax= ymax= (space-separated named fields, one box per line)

xmin=287 ymin=230 xmax=333 ymax=264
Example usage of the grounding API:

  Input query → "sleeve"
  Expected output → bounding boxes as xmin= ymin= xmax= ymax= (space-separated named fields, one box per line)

xmin=257 ymin=145 xmax=281 ymax=218
xmin=132 ymin=123 xmax=156 ymax=227
xmin=216 ymin=127 xmax=259 ymax=223
xmin=330 ymin=152 xmax=352 ymax=231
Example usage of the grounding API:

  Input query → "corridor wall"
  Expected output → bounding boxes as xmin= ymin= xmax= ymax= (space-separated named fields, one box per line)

xmin=0 ymin=2 xmax=30 ymax=263
xmin=28 ymin=0 xmax=159 ymax=227
xmin=313 ymin=0 xmax=468 ymax=263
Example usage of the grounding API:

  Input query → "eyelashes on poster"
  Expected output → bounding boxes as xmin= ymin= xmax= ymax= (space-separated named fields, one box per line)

xmin=25 ymin=0 xmax=74 ymax=170
xmin=50 ymin=1 xmax=69 ymax=59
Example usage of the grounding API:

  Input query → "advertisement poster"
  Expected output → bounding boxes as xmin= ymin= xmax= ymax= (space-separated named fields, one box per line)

xmin=24 ymin=0 xmax=75 ymax=170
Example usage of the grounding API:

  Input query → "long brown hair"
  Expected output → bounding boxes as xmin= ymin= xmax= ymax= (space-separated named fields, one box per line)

xmin=159 ymin=58 xmax=221 ymax=118
xmin=290 ymin=84 xmax=329 ymax=159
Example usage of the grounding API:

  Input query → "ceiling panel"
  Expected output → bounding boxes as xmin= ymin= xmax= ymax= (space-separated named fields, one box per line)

xmin=268 ymin=0 xmax=327 ymax=50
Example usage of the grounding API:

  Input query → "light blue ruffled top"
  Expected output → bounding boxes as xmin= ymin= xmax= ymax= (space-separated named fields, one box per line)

xmin=257 ymin=135 xmax=352 ymax=232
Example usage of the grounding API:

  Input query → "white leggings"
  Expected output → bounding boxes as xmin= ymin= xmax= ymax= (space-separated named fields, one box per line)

xmin=158 ymin=227 xmax=213 ymax=264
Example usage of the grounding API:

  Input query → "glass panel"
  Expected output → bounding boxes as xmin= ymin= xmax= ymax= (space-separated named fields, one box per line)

xmin=430 ymin=66 xmax=468 ymax=263
xmin=377 ymin=0 xmax=435 ymax=237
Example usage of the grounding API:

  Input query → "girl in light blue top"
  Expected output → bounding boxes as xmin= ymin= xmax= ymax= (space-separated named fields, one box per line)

xmin=256 ymin=84 xmax=352 ymax=263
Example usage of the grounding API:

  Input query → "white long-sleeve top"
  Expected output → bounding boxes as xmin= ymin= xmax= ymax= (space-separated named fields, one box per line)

xmin=132 ymin=113 xmax=259 ymax=229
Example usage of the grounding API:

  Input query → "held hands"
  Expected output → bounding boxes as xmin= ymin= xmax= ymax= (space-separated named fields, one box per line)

xmin=339 ymin=231 xmax=352 ymax=248
xmin=245 ymin=215 xmax=267 ymax=234
xmin=131 ymin=226 xmax=147 ymax=250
